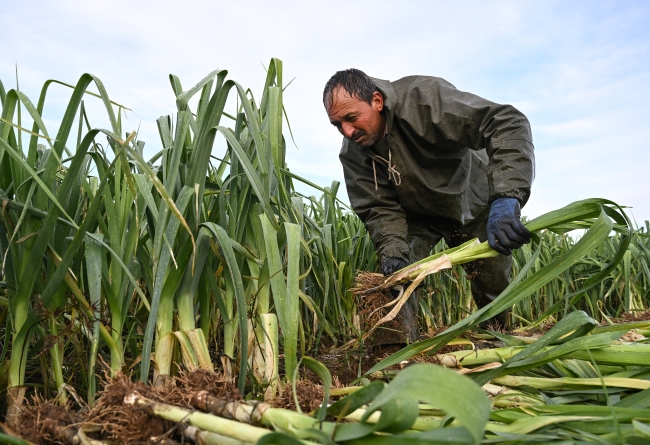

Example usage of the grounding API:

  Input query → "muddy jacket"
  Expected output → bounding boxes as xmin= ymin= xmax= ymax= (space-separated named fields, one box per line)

xmin=339 ymin=76 xmax=535 ymax=264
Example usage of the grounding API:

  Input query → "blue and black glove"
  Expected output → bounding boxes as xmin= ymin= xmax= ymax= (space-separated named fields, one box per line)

xmin=382 ymin=257 xmax=409 ymax=276
xmin=487 ymin=197 xmax=531 ymax=255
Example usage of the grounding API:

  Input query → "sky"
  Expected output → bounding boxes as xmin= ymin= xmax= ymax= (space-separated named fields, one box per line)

xmin=1 ymin=0 xmax=649 ymax=223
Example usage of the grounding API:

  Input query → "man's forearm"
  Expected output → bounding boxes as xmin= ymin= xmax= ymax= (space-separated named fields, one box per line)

xmin=487 ymin=139 xmax=535 ymax=206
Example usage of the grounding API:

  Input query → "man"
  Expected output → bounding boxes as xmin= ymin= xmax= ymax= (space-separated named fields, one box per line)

xmin=323 ymin=69 xmax=534 ymax=343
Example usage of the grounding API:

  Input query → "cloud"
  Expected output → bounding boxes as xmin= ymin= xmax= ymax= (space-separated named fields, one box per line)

xmin=2 ymin=0 xmax=649 ymax=222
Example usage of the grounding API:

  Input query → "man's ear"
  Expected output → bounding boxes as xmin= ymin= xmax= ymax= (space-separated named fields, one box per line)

xmin=372 ymin=91 xmax=384 ymax=112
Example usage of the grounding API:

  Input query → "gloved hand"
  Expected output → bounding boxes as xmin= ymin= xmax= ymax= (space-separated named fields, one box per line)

xmin=487 ymin=197 xmax=531 ymax=255
xmin=382 ymin=257 xmax=410 ymax=299
xmin=381 ymin=257 xmax=409 ymax=276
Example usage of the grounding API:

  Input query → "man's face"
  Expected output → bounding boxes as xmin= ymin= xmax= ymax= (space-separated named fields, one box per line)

xmin=326 ymin=87 xmax=386 ymax=148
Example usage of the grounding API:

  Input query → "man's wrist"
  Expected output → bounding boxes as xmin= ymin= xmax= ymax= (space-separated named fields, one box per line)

xmin=378 ymin=248 xmax=409 ymax=266
xmin=488 ymin=192 xmax=525 ymax=207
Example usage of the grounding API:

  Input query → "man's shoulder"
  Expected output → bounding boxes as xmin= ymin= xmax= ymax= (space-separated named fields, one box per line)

xmin=389 ymin=76 xmax=457 ymax=116
xmin=391 ymin=75 xmax=456 ymax=94
xmin=373 ymin=75 xmax=456 ymax=111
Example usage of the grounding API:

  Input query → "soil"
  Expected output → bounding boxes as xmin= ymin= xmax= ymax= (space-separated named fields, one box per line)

xmin=612 ymin=310 xmax=650 ymax=323
xmin=11 ymin=395 xmax=80 ymax=445
xmin=269 ymin=343 xmax=418 ymax=412
xmin=10 ymin=370 xmax=241 ymax=445
xmin=269 ymin=380 xmax=326 ymax=412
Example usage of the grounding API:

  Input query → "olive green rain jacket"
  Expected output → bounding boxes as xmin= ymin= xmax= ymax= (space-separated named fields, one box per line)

xmin=339 ymin=76 xmax=535 ymax=264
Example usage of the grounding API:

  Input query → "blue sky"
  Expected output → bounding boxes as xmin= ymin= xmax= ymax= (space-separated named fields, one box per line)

xmin=2 ymin=0 xmax=649 ymax=222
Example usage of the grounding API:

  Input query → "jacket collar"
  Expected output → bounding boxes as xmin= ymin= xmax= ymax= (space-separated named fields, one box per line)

xmin=371 ymin=77 xmax=397 ymax=135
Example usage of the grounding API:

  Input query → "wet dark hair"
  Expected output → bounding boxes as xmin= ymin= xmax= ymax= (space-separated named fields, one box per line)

xmin=323 ymin=68 xmax=379 ymax=109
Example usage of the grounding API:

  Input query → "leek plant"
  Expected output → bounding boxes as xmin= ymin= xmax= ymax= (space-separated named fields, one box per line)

xmin=0 ymin=58 xmax=378 ymax=406
xmin=420 ymin=218 xmax=650 ymax=328
xmin=0 ymin=74 xmax=141 ymax=417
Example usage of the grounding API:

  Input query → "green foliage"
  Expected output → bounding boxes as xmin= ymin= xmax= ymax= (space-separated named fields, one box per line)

xmin=421 ymin=220 xmax=650 ymax=329
xmin=1 ymin=60 xmax=650 ymax=445
xmin=0 ymin=59 xmax=377 ymax=406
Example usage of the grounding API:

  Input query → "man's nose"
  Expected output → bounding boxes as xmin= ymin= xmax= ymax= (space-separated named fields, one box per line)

xmin=341 ymin=122 xmax=355 ymax=138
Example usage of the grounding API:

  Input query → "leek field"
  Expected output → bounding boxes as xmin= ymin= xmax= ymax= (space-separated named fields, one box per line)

xmin=1 ymin=60 xmax=650 ymax=444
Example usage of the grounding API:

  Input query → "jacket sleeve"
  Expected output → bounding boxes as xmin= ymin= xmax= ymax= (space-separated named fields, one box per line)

xmin=339 ymin=139 xmax=410 ymax=264
xmin=406 ymin=76 xmax=535 ymax=206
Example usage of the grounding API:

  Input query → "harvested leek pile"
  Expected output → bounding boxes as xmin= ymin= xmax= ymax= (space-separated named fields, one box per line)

xmin=1 ymin=58 xmax=650 ymax=444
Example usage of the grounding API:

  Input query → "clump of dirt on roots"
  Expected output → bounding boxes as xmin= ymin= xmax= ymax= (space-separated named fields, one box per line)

xmin=352 ymin=271 xmax=413 ymax=345
xmin=269 ymin=380 xmax=326 ymax=412
xmin=12 ymin=395 xmax=80 ymax=445
xmin=352 ymin=272 xmax=393 ymax=329
xmin=13 ymin=370 xmax=241 ymax=445
xmin=168 ymin=368 xmax=241 ymax=406
xmin=85 ymin=373 xmax=173 ymax=444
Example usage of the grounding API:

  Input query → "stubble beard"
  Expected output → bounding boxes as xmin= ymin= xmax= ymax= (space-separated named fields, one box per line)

xmin=350 ymin=129 xmax=382 ymax=148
